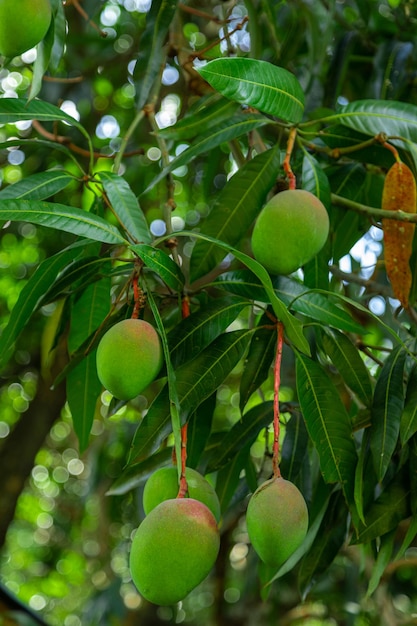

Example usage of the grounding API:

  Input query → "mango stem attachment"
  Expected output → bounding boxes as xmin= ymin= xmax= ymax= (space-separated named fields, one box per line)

xmin=177 ymin=424 xmax=189 ymax=498
xmin=283 ymin=128 xmax=297 ymax=190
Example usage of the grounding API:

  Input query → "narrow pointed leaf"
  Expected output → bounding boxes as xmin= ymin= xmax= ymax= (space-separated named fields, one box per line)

xmin=394 ymin=514 xmax=417 ymax=562
xmin=207 ymin=401 xmax=274 ymax=472
xmin=400 ymin=363 xmax=417 ymax=444
xmin=0 ymin=199 xmax=126 ymax=244
xmin=163 ymin=230 xmax=310 ymax=354
xmin=67 ymin=268 xmax=111 ymax=450
xmin=198 ymin=58 xmax=305 ymax=123
xmin=369 ymin=346 xmax=406 ymax=481
xmin=338 ymin=99 xmax=417 ymax=143
xmin=134 ymin=0 xmax=178 ymax=110
xmin=144 ymin=113 xmax=270 ymax=192
xmin=351 ymin=470 xmax=410 ymax=544
xmin=280 ymin=412 xmax=309 ymax=482
xmin=0 ymin=170 xmax=73 ymax=200
xmin=99 ymin=171 xmax=152 ymax=244
xmin=239 ymin=316 xmax=276 ymax=411
xmin=366 ymin=530 xmax=396 ymax=597
xmin=215 ymin=271 xmax=365 ymax=334
xmin=0 ymin=97 xmax=88 ymax=141
xmin=186 ymin=394 xmax=216 ymax=470
xmin=106 ymin=448 xmax=173 ymax=496
xmin=302 ymin=153 xmax=331 ymax=206
xmin=42 ymin=256 xmax=108 ymax=304
xmin=132 ymin=243 xmax=185 ymax=291
xmin=296 ymin=353 xmax=357 ymax=501
xmin=216 ymin=445 xmax=251 ymax=513
xmin=158 ymin=97 xmax=239 ymax=140
xmin=322 ymin=329 xmax=373 ymax=407
xmin=0 ymin=245 xmax=84 ymax=370
xmin=145 ymin=283 xmax=182 ymax=478
xmin=281 ymin=280 xmax=365 ymax=334
xmin=127 ymin=329 xmax=252 ymax=464
xmin=190 ymin=146 xmax=281 ymax=281
xmin=167 ymin=295 xmax=250 ymax=367
xmin=298 ymin=491 xmax=348 ymax=595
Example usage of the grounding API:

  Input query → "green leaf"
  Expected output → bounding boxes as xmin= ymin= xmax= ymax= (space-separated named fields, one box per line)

xmin=369 ymin=346 xmax=406 ymax=481
xmin=280 ymin=412 xmax=309 ymax=482
xmin=0 ymin=199 xmax=126 ymax=244
xmin=0 ymin=170 xmax=74 ymax=200
xmin=282 ymin=282 xmax=366 ymax=334
xmin=366 ymin=530 xmax=396 ymax=597
xmin=106 ymin=448 xmax=173 ymax=496
xmin=198 ymin=58 xmax=305 ymax=123
xmin=298 ymin=491 xmax=348 ymax=596
xmin=215 ymin=270 xmax=365 ymax=334
xmin=206 ymin=401 xmax=274 ymax=472
xmin=42 ymin=256 xmax=108 ymax=304
xmin=190 ymin=146 xmax=281 ymax=282
xmin=157 ymin=96 xmax=239 ymax=140
xmin=0 ymin=137 xmax=84 ymax=172
xmin=0 ymin=244 xmax=85 ymax=371
xmin=167 ymin=295 xmax=250 ymax=368
xmin=28 ymin=40 xmax=51 ymax=102
xmin=49 ymin=0 xmax=67 ymax=73
xmin=127 ymin=329 xmax=252 ymax=464
xmin=99 ymin=172 xmax=152 ymax=244
xmin=162 ymin=231 xmax=310 ymax=354
xmin=239 ymin=315 xmax=276 ymax=411
xmin=67 ymin=268 xmax=111 ymax=450
xmin=329 ymin=163 xmax=370 ymax=262
xmin=67 ymin=356 xmax=101 ymax=452
xmin=354 ymin=432 xmax=370 ymax=526
xmin=145 ymin=283 xmax=182 ymax=478
xmin=134 ymin=0 xmax=178 ymax=110
xmin=400 ymin=363 xmax=417 ymax=444
xmin=0 ymin=97 xmax=88 ymax=140
xmin=338 ymin=99 xmax=417 ymax=143
xmin=394 ymin=513 xmax=417 ymax=561
xmin=186 ymin=394 xmax=216 ymax=470
xmin=296 ymin=353 xmax=357 ymax=502
xmin=302 ymin=153 xmax=331 ymax=206
xmin=144 ymin=113 xmax=270 ymax=193
xmin=216 ymin=445 xmax=251 ymax=513
xmin=132 ymin=243 xmax=185 ymax=292
xmin=351 ymin=469 xmax=410 ymax=544
xmin=322 ymin=329 xmax=373 ymax=407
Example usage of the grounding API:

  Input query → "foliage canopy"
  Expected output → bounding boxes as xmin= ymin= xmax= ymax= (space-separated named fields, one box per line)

xmin=1 ymin=1 xmax=417 ymax=625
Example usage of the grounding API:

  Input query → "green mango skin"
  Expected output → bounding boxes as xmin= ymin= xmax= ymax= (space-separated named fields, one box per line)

xmin=96 ymin=319 xmax=163 ymax=401
xmin=129 ymin=498 xmax=220 ymax=606
xmin=0 ymin=0 xmax=52 ymax=58
xmin=246 ymin=477 xmax=308 ymax=568
xmin=143 ymin=467 xmax=221 ymax=522
xmin=251 ymin=189 xmax=329 ymax=275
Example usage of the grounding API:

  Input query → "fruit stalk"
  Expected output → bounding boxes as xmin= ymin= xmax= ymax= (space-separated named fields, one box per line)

xmin=177 ymin=424 xmax=189 ymax=498
xmin=131 ymin=273 xmax=141 ymax=319
xmin=282 ymin=128 xmax=297 ymax=190
xmin=272 ymin=322 xmax=284 ymax=478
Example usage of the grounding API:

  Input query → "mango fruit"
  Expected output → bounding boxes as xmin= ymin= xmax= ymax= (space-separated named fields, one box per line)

xmin=129 ymin=498 xmax=220 ymax=605
xmin=96 ymin=318 xmax=163 ymax=401
xmin=251 ymin=189 xmax=329 ymax=275
xmin=246 ymin=477 xmax=308 ymax=568
xmin=0 ymin=0 xmax=52 ymax=58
